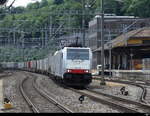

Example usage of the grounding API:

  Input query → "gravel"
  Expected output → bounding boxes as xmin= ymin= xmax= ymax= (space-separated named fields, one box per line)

xmin=23 ymin=76 xmax=64 ymax=113
xmin=145 ymin=86 xmax=150 ymax=104
xmin=3 ymin=71 xmax=31 ymax=113
xmin=34 ymin=73 xmax=120 ymax=113
xmin=90 ymin=79 xmax=143 ymax=102
xmin=3 ymin=71 xmax=144 ymax=113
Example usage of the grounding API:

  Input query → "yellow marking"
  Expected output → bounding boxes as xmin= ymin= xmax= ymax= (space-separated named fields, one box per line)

xmin=134 ymin=64 xmax=142 ymax=70
xmin=106 ymin=82 xmax=126 ymax=87
xmin=115 ymin=42 xmax=124 ymax=47
xmin=130 ymin=38 xmax=150 ymax=40
xmin=3 ymin=103 xmax=13 ymax=109
xmin=127 ymin=39 xmax=142 ymax=45
xmin=114 ymin=38 xmax=150 ymax=47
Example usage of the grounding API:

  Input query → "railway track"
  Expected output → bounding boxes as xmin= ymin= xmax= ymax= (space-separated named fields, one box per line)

xmin=20 ymin=74 xmax=73 ymax=113
xmin=18 ymin=71 xmax=150 ymax=113
xmin=93 ymin=77 xmax=149 ymax=104
xmin=68 ymin=87 xmax=150 ymax=113
xmin=144 ymin=86 xmax=150 ymax=104
xmin=33 ymin=77 xmax=74 ymax=113
xmin=20 ymin=77 xmax=39 ymax=113
xmin=29 ymin=72 xmax=149 ymax=113
xmin=0 ymin=71 xmax=13 ymax=79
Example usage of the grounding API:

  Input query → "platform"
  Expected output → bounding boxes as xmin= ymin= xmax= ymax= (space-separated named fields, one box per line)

xmin=93 ymin=69 xmax=150 ymax=81
xmin=92 ymin=79 xmax=126 ymax=87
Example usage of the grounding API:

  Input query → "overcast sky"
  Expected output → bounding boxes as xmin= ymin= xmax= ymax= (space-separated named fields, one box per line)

xmin=7 ymin=0 xmax=42 ymax=7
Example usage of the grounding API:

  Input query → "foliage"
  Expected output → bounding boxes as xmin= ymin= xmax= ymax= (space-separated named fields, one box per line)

xmin=104 ymin=0 xmax=124 ymax=15
xmin=0 ymin=45 xmax=56 ymax=62
xmin=123 ymin=0 xmax=150 ymax=17
xmin=53 ymin=0 xmax=64 ymax=5
xmin=0 ymin=0 xmax=150 ymax=61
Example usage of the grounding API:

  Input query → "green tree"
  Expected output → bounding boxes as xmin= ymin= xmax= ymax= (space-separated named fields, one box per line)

xmin=39 ymin=0 xmax=48 ymax=8
xmin=10 ymin=6 xmax=25 ymax=14
xmin=53 ymin=0 xmax=64 ymax=5
xmin=26 ymin=1 xmax=40 ymax=10
xmin=123 ymin=0 xmax=150 ymax=17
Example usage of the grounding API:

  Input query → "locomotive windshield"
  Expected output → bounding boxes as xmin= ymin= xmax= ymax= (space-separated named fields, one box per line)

xmin=67 ymin=49 xmax=89 ymax=60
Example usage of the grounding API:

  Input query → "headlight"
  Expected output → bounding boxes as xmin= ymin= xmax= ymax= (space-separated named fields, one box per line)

xmin=85 ymin=70 xmax=89 ymax=73
xmin=67 ymin=69 xmax=71 ymax=72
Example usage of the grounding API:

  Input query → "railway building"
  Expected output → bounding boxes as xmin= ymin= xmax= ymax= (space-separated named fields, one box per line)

xmin=97 ymin=27 xmax=150 ymax=70
xmin=96 ymin=27 xmax=150 ymax=81
xmin=88 ymin=14 xmax=150 ymax=69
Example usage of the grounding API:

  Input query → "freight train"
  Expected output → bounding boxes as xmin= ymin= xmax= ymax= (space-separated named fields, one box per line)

xmin=1 ymin=47 xmax=93 ymax=87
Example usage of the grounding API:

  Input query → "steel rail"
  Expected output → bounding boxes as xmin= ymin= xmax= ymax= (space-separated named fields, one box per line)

xmin=0 ymin=71 xmax=13 ymax=78
xmin=86 ymin=88 xmax=150 ymax=113
xmin=19 ymin=77 xmax=40 ymax=113
xmin=68 ymin=87 xmax=150 ymax=113
xmin=93 ymin=77 xmax=148 ymax=104
xmin=29 ymin=72 xmax=140 ymax=113
xmin=106 ymin=79 xmax=147 ymax=103
xmin=94 ymin=76 xmax=150 ymax=106
xmin=32 ymin=77 xmax=74 ymax=113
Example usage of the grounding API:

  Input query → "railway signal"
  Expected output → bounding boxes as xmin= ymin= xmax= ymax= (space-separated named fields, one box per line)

xmin=78 ymin=95 xmax=85 ymax=104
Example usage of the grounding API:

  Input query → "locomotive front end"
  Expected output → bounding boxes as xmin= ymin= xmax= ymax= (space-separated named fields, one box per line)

xmin=63 ymin=47 xmax=92 ymax=87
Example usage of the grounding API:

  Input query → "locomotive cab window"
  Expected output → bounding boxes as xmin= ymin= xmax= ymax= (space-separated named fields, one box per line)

xmin=67 ymin=49 xmax=89 ymax=60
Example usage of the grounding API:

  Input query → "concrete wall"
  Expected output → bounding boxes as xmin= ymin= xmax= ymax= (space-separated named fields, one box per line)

xmin=112 ymin=70 xmax=150 ymax=81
